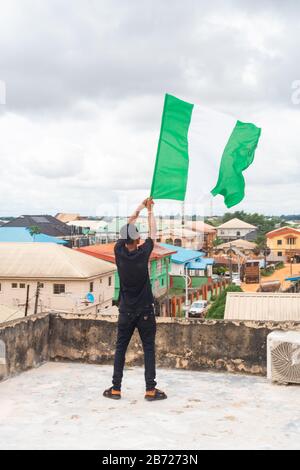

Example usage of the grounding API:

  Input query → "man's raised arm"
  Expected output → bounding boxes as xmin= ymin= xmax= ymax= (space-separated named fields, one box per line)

xmin=146 ymin=198 xmax=157 ymax=241
xmin=128 ymin=198 xmax=148 ymax=225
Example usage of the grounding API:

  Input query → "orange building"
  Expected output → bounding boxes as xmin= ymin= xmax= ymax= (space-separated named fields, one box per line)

xmin=266 ymin=227 xmax=300 ymax=263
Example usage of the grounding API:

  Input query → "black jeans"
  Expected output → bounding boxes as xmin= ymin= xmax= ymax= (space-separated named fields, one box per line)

xmin=112 ymin=310 xmax=157 ymax=391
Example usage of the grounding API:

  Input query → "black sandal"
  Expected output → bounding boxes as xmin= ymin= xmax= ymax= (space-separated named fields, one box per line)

xmin=103 ymin=387 xmax=121 ymax=400
xmin=145 ymin=388 xmax=167 ymax=401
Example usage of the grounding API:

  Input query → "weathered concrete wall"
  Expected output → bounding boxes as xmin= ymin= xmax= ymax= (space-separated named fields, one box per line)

xmin=0 ymin=314 xmax=49 ymax=381
xmin=49 ymin=313 xmax=300 ymax=375
xmin=2 ymin=312 xmax=300 ymax=381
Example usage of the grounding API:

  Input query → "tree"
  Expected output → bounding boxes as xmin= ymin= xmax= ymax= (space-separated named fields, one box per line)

xmin=27 ymin=225 xmax=41 ymax=241
xmin=206 ymin=284 xmax=243 ymax=320
xmin=213 ymin=237 xmax=224 ymax=247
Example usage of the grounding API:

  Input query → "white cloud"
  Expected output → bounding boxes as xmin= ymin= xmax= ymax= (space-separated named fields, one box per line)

xmin=0 ymin=0 xmax=299 ymax=216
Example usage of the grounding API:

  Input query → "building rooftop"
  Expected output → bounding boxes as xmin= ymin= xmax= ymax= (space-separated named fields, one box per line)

xmin=77 ymin=242 xmax=176 ymax=263
xmin=160 ymin=243 xmax=205 ymax=264
xmin=225 ymin=292 xmax=300 ymax=321
xmin=266 ymin=226 xmax=300 ymax=239
xmin=0 ymin=362 xmax=299 ymax=450
xmin=217 ymin=218 xmax=257 ymax=230
xmin=2 ymin=214 xmax=72 ymax=237
xmin=215 ymin=238 xmax=257 ymax=250
xmin=55 ymin=213 xmax=81 ymax=223
xmin=186 ymin=221 xmax=217 ymax=233
xmin=0 ymin=242 xmax=116 ymax=279
xmin=0 ymin=227 xmax=67 ymax=244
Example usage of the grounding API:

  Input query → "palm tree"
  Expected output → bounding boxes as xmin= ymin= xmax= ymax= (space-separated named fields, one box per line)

xmin=27 ymin=225 xmax=41 ymax=242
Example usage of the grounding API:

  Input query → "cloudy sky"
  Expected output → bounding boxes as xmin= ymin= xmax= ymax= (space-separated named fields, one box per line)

xmin=0 ymin=0 xmax=299 ymax=217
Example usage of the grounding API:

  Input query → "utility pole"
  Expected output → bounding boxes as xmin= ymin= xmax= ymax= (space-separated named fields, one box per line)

xmin=24 ymin=284 xmax=30 ymax=317
xmin=34 ymin=282 xmax=42 ymax=315
xmin=181 ymin=201 xmax=185 ymax=227
xmin=229 ymin=243 xmax=233 ymax=283
xmin=290 ymin=256 xmax=294 ymax=276
xmin=166 ymin=257 xmax=170 ymax=316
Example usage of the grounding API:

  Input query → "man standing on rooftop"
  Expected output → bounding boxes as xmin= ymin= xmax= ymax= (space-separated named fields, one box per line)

xmin=103 ymin=197 xmax=167 ymax=402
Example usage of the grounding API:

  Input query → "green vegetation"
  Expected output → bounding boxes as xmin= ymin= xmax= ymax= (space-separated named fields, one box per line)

xmin=212 ymin=237 xmax=224 ymax=247
xmin=27 ymin=225 xmax=42 ymax=241
xmin=275 ymin=261 xmax=285 ymax=270
xmin=261 ymin=266 xmax=275 ymax=277
xmin=206 ymin=284 xmax=243 ymax=320
xmin=213 ymin=266 xmax=226 ymax=275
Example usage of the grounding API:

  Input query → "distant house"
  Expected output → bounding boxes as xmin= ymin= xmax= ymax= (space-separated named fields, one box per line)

xmin=266 ymin=226 xmax=300 ymax=263
xmin=69 ymin=218 xmax=150 ymax=245
xmin=157 ymin=226 xmax=205 ymax=251
xmin=160 ymin=243 xmax=214 ymax=291
xmin=213 ymin=238 xmax=257 ymax=256
xmin=2 ymin=215 xmax=72 ymax=240
xmin=0 ymin=227 xmax=67 ymax=244
xmin=186 ymin=221 xmax=217 ymax=253
xmin=0 ymin=243 xmax=116 ymax=315
xmin=76 ymin=242 xmax=176 ymax=314
xmin=216 ymin=218 xmax=257 ymax=242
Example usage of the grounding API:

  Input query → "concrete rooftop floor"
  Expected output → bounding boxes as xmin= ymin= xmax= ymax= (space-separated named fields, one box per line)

xmin=0 ymin=362 xmax=300 ymax=450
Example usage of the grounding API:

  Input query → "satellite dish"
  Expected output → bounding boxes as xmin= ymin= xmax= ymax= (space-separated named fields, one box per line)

xmin=86 ymin=293 xmax=95 ymax=303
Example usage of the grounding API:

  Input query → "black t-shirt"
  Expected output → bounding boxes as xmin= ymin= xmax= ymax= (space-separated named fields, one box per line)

xmin=114 ymin=237 xmax=154 ymax=312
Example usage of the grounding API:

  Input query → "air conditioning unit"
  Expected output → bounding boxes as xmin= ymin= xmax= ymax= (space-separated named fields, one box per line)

xmin=267 ymin=331 xmax=300 ymax=384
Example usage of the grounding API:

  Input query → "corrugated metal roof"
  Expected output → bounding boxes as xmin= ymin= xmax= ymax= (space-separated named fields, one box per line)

xmin=0 ymin=227 xmax=67 ymax=244
xmin=0 ymin=243 xmax=116 ymax=279
xmin=77 ymin=242 xmax=176 ymax=263
xmin=225 ymin=292 xmax=300 ymax=321
xmin=217 ymin=218 xmax=257 ymax=229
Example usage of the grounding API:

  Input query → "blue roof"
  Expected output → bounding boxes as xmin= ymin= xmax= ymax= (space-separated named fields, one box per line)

xmin=285 ymin=276 xmax=300 ymax=282
xmin=188 ymin=259 xmax=214 ymax=270
xmin=160 ymin=243 xmax=208 ymax=264
xmin=187 ymin=261 xmax=207 ymax=270
xmin=0 ymin=227 xmax=67 ymax=244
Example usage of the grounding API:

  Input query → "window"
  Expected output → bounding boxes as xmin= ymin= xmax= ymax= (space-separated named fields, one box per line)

xmin=108 ymin=276 xmax=112 ymax=286
xmin=99 ymin=278 xmax=102 ymax=284
xmin=156 ymin=260 xmax=162 ymax=274
xmin=53 ymin=284 xmax=65 ymax=294
xmin=40 ymin=283 xmax=44 ymax=288
xmin=0 ymin=283 xmax=1 ymax=291
xmin=12 ymin=283 xmax=18 ymax=288
xmin=277 ymin=239 xmax=282 ymax=245
xmin=236 ymin=231 xmax=240 ymax=236
xmin=277 ymin=252 xmax=282 ymax=257
xmin=161 ymin=277 xmax=164 ymax=286
xmin=19 ymin=283 xmax=25 ymax=288
xmin=89 ymin=282 xmax=94 ymax=292
xmin=287 ymin=238 xmax=296 ymax=245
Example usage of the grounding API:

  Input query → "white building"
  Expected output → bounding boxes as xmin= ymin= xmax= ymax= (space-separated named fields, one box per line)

xmin=0 ymin=243 xmax=116 ymax=315
xmin=217 ymin=218 xmax=257 ymax=242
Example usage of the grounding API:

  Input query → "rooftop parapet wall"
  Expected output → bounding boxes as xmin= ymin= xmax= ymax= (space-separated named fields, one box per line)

xmin=1 ymin=313 xmax=300 ymax=381
xmin=0 ymin=314 xmax=49 ymax=380
xmin=49 ymin=314 xmax=300 ymax=376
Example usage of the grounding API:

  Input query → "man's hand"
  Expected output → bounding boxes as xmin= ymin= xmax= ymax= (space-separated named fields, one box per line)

xmin=145 ymin=197 xmax=154 ymax=211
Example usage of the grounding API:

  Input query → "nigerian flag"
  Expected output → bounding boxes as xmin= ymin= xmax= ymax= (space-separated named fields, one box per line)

xmin=150 ymin=94 xmax=261 ymax=208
